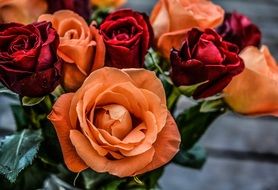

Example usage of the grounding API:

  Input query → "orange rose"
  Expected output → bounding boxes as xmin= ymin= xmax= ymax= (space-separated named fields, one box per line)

xmin=224 ymin=46 xmax=278 ymax=116
xmin=38 ymin=10 xmax=105 ymax=91
xmin=48 ymin=67 xmax=181 ymax=177
xmin=0 ymin=0 xmax=47 ymax=24
xmin=150 ymin=0 xmax=224 ymax=58
xmin=91 ymin=0 xmax=126 ymax=8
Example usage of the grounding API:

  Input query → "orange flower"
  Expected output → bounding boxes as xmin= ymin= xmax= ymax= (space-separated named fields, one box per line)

xmin=38 ymin=10 xmax=105 ymax=91
xmin=91 ymin=0 xmax=126 ymax=8
xmin=48 ymin=67 xmax=181 ymax=177
xmin=0 ymin=0 xmax=47 ymax=24
xmin=224 ymin=46 xmax=278 ymax=116
xmin=150 ymin=0 xmax=224 ymax=59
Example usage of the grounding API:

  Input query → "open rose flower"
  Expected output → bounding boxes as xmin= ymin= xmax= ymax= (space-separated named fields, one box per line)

xmin=46 ymin=0 xmax=91 ymax=20
xmin=91 ymin=0 xmax=126 ymax=8
xmin=38 ymin=10 xmax=105 ymax=91
xmin=100 ymin=9 xmax=153 ymax=68
xmin=0 ymin=21 xmax=62 ymax=97
xmin=170 ymin=28 xmax=244 ymax=99
xmin=0 ymin=0 xmax=47 ymax=24
xmin=150 ymin=0 xmax=224 ymax=59
xmin=224 ymin=46 xmax=278 ymax=116
xmin=48 ymin=67 xmax=180 ymax=177
xmin=217 ymin=12 xmax=261 ymax=50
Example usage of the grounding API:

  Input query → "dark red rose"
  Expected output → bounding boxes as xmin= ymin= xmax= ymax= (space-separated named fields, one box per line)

xmin=217 ymin=11 xmax=261 ymax=50
xmin=100 ymin=9 xmax=154 ymax=68
xmin=46 ymin=0 xmax=91 ymax=21
xmin=0 ymin=21 xmax=62 ymax=97
xmin=170 ymin=28 xmax=244 ymax=99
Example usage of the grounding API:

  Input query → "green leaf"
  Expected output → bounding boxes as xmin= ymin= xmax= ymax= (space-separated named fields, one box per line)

xmin=82 ymin=169 xmax=123 ymax=190
xmin=0 ymin=160 xmax=49 ymax=190
xmin=200 ymin=98 xmax=225 ymax=113
xmin=22 ymin=96 xmax=45 ymax=107
xmin=176 ymin=103 xmax=225 ymax=150
xmin=51 ymin=85 xmax=65 ymax=100
xmin=0 ymin=129 xmax=43 ymax=183
xmin=174 ymin=145 xmax=207 ymax=169
xmin=178 ymin=81 xmax=208 ymax=97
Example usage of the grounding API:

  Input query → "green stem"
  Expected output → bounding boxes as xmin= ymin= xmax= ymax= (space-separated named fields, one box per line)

xmin=167 ymin=87 xmax=181 ymax=112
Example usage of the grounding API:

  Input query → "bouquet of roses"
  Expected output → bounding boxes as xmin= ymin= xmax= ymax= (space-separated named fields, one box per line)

xmin=0 ymin=0 xmax=277 ymax=189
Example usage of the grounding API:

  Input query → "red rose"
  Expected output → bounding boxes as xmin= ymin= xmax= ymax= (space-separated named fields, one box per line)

xmin=46 ymin=0 xmax=91 ymax=20
xmin=170 ymin=28 xmax=244 ymax=99
xmin=0 ymin=21 xmax=62 ymax=97
xmin=217 ymin=12 xmax=261 ymax=50
xmin=100 ymin=9 xmax=153 ymax=68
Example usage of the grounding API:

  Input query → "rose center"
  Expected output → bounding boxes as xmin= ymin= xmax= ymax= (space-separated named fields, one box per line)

xmin=111 ymin=26 xmax=137 ymax=41
xmin=94 ymin=104 xmax=132 ymax=140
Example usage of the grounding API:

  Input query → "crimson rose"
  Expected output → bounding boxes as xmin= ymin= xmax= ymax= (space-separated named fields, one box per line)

xmin=0 ymin=21 xmax=62 ymax=97
xmin=100 ymin=9 xmax=153 ymax=68
xmin=170 ymin=28 xmax=244 ymax=99
xmin=46 ymin=0 xmax=91 ymax=20
xmin=217 ymin=12 xmax=261 ymax=50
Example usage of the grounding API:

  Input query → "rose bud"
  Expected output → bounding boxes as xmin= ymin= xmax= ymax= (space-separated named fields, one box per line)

xmin=217 ymin=11 xmax=261 ymax=50
xmin=0 ymin=21 xmax=62 ymax=97
xmin=46 ymin=0 xmax=91 ymax=21
xmin=100 ymin=9 xmax=154 ymax=69
xmin=170 ymin=28 xmax=244 ymax=99
xmin=0 ymin=0 xmax=47 ymax=24
xmin=224 ymin=46 xmax=278 ymax=116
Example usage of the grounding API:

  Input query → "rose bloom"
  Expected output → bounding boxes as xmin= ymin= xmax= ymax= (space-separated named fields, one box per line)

xmin=170 ymin=28 xmax=244 ymax=99
xmin=38 ymin=10 xmax=105 ymax=91
xmin=100 ymin=9 xmax=153 ymax=69
xmin=224 ymin=46 xmax=278 ymax=116
xmin=91 ymin=0 xmax=126 ymax=8
xmin=46 ymin=0 xmax=91 ymax=20
xmin=0 ymin=0 xmax=47 ymax=24
xmin=150 ymin=0 xmax=224 ymax=59
xmin=0 ymin=21 xmax=62 ymax=97
xmin=48 ymin=67 xmax=180 ymax=177
xmin=217 ymin=12 xmax=261 ymax=50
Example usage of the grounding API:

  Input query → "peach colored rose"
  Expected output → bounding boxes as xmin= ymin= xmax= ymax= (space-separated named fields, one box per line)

xmin=0 ymin=0 xmax=47 ymax=24
xmin=48 ymin=67 xmax=181 ymax=177
xmin=150 ymin=0 xmax=224 ymax=59
xmin=224 ymin=46 xmax=278 ymax=116
xmin=38 ymin=10 xmax=105 ymax=91
xmin=91 ymin=0 xmax=126 ymax=8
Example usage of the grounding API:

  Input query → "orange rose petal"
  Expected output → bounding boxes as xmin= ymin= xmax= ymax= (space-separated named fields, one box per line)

xmin=122 ymin=123 xmax=146 ymax=144
xmin=157 ymin=29 xmax=189 ymax=59
xmin=0 ymin=0 xmax=47 ymax=24
xmin=70 ymin=130 xmax=155 ymax=177
xmin=62 ymin=63 xmax=87 ymax=92
xmin=224 ymin=46 xmax=278 ymax=116
xmin=150 ymin=0 xmax=170 ymax=42
xmin=48 ymin=94 xmax=88 ymax=172
xmin=124 ymin=69 xmax=166 ymax=105
xmin=91 ymin=26 xmax=106 ymax=71
xmin=135 ymin=113 xmax=181 ymax=175
xmin=109 ymin=82 xmax=149 ymax=117
xmin=120 ymin=111 xmax=158 ymax=156
xmin=88 ymin=121 xmax=135 ymax=151
xmin=141 ymin=89 xmax=168 ymax=132
xmin=76 ymin=101 xmax=109 ymax=156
